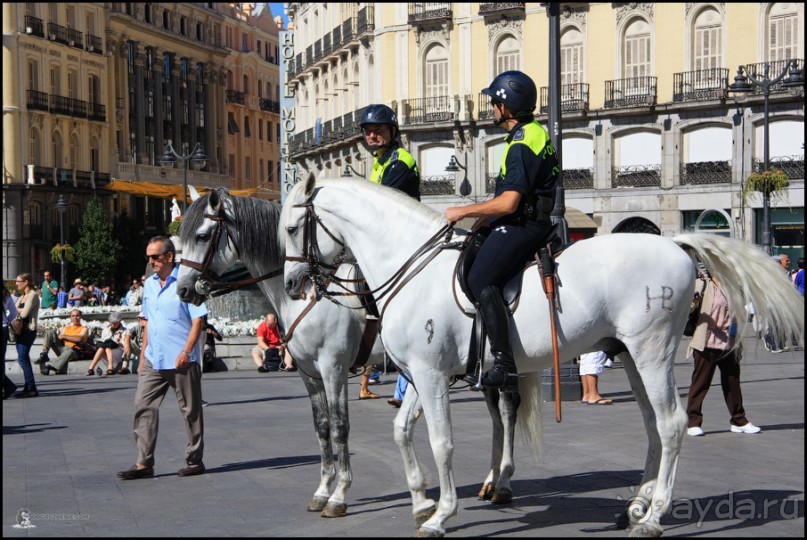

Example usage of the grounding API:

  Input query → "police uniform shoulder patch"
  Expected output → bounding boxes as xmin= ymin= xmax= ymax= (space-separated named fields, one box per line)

xmin=512 ymin=128 xmax=525 ymax=141
xmin=389 ymin=150 xmax=399 ymax=163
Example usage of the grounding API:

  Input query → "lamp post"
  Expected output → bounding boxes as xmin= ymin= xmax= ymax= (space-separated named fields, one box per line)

xmin=160 ymin=142 xmax=207 ymax=215
xmin=729 ymin=59 xmax=804 ymax=254
xmin=445 ymin=153 xmax=473 ymax=197
xmin=55 ymin=194 xmax=68 ymax=289
xmin=342 ymin=162 xmax=361 ymax=177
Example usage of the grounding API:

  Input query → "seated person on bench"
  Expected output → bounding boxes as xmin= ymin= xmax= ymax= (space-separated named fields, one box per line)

xmin=86 ymin=311 xmax=127 ymax=376
xmin=38 ymin=308 xmax=90 ymax=375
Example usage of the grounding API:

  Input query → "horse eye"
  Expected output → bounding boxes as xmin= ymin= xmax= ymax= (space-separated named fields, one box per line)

xmin=197 ymin=233 xmax=210 ymax=242
xmin=286 ymin=226 xmax=297 ymax=235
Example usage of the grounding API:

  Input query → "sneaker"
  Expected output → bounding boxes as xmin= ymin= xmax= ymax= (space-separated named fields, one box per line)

xmin=686 ymin=426 xmax=704 ymax=437
xmin=730 ymin=422 xmax=761 ymax=434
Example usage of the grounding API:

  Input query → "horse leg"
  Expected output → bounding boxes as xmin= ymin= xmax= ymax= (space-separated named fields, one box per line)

xmin=298 ymin=372 xmax=336 ymax=513
xmin=412 ymin=376 xmax=458 ymax=538
xmin=319 ymin=368 xmax=352 ymax=518
xmin=478 ymin=389 xmax=503 ymax=501
xmin=491 ymin=388 xmax=520 ymax=505
xmin=619 ymin=345 xmax=687 ymax=538
xmin=392 ymin=387 xmax=435 ymax=528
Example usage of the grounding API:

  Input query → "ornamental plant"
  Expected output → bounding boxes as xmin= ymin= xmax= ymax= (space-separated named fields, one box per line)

xmin=742 ymin=168 xmax=790 ymax=206
xmin=167 ymin=216 xmax=183 ymax=237
xmin=50 ymin=243 xmax=75 ymax=264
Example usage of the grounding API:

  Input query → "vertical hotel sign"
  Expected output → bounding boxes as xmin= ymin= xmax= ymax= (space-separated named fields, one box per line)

xmin=280 ymin=25 xmax=297 ymax=201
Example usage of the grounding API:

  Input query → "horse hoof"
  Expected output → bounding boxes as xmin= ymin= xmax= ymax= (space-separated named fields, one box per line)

xmin=490 ymin=488 xmax=513 ymax=505
xmin=321 ymin=501 xmax=348 ymax=518
xmin=415 ymin=525 xmax=444 ymax=538
xmin=478 ymin=483 xmax=494 ymax=500
xmin=307 ymin=496 xmax=328 ymax=512
xmin=414 ymin=507 xmax=437 ymax=528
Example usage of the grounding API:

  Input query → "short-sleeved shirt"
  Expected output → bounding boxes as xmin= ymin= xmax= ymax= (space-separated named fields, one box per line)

xmin=57 ymin=291 xmax=68 ymax=309
xmin=41 ymin=279 xmax=58 ymax=308
xmin=257 ymin=321 xmax=282 ymax=348
xmin=68 ymin=286 xmax=84 ymax=307
xmin=142 ymin=266 xmax=208 ymax=370
xmin=369 ymin=142 xmax=421 ymax=200
xmin=62 ymin=323 xmax=88 ymax=351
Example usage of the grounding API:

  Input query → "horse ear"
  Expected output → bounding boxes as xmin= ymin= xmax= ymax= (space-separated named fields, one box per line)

xmin=304 ymin=172 xmax=316 ymax=199
xmin=208 ymin=188 xmax=221 ymax=212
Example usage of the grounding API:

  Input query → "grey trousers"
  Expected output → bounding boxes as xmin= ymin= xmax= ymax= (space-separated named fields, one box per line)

xmin=42 ymin=330 xmax=78 ymax=371
xmin=132 ymin=358 xmax=204 ymax=468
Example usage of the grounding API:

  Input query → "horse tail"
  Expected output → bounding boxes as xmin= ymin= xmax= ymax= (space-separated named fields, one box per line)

xmin=673 ymin=234 xmax=804 ymax=349
xmin=516 ymin=371 xmax=544 ymax=463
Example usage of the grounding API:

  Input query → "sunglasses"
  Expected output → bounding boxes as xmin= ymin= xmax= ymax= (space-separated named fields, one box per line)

xmin=145 ymin=252 xmax=168 ymax=261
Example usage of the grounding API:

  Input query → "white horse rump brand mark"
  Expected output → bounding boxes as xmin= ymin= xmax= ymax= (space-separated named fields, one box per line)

xmin=425 ymin=319 xmax=434 ymax=344
xmin=646 ymin=286 xmax=675 ymax=313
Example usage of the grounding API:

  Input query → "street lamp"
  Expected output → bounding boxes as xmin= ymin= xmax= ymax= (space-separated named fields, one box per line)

xmin=160 ymin=142 xmax=207 ymax=215
xmin=445 ymin=153 xmax=472 ymax=197
xmin=54 ymin=194 xmax=68 ymax=289
xmin=729 ymin=59 xmax=804 ymax=254
xmin=342 ymin=161 xmax=361 ymax=177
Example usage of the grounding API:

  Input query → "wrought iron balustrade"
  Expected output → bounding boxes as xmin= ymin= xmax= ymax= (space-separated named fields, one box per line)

xmin=27 ymin=90 xmax=49 ymax=111
xmin=753 ymin=155 xmax=805 ymax=179
xmin=539 ymin=83 xmax=589 ymax=113
xmin=479 ymin=3 xmax=525 ymax=16
xmin=322 ymin=33 xmax=332 ymax=57
xmin=342 ymin=18 xmax=357 ymax=42
xmin=421 ymin=174 xmax=456 ymax=196
xmin=34 ymin=166 xmax=54 ymax=185
xmin=313 ymin=39 xmax=322 ymax=63
xmin=49 ymin=94 xmax=72 ymax=116
xmin=402 ymin=95 xmax=455 ymax=125
xmin=408 ymin=3 xmax=452 ymax=24
xmin=305 ymin=45 xmax=313 ymax=66
xmin=226 ymin=90 xmax=245 ymax=104
xmin=673 ymin=68 xmax=728 ymax=102
xmin=477 ymin=93 xmax=494 ymax=120
xmin=564 ymin=168 xmax=594 ymax=189
xmin=744 ymin=59 xmax=805 ymax=95
xmin=680 ymin=160 xmax=731 ymax=185
xmin=611 ymin=164 xmax=661 ymax=188
xmin=87 ymin=34 xmax=103 ymax=53
xmin=358 ymin=6 xmax=375 ymax=35
xmin=24 ymin=15 xmax=44 ymax=37
xmin=46 ymin=22 xmax=68 ymax=44
xmin=66 ymin=27 xmax=83 ymax=48
xmin=68 ymin=97 xmax=88 ymax=118
xmin=332 ymin=27 xmax=342 ymax=50
xmin=604 ymin=77 xmax=657 ymax=109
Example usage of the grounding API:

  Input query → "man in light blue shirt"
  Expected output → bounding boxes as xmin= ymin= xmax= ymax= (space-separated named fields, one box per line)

xmin=117 ymin=235 xmax=208 ymax=480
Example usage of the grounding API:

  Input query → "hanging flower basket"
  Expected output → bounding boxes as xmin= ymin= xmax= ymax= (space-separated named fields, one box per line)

xmin=50 ymin=243 xmax=76 ymax=264
xmin=742 ymin=169 xmax=790 ymax=206
xmin=167 ymin=216 xmax=183 ymax=237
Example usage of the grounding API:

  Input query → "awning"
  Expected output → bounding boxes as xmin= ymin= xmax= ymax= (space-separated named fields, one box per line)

xmin=106 ymin=179 xmax=258 ymax=201
xmin=565 ymin=207 xmax=599 ymax=229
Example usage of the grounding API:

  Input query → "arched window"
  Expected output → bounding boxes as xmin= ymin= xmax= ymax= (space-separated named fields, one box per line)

xmin=424 ymin=44 xmax=448 ymax=98
xmin=496 ymin=34 xmax=520 ymax=74
xmin=29 ymin=127 xmax=42 ymax=167
xmin=622 ymin=17 xmax=652 ymax=79
xmin=561 ymin=27 xmax=584 ymax=86
xmin=692 ymin=7 xmax=722 ymax=70
xmin=766 ymin=3 xmax=799 ymax=61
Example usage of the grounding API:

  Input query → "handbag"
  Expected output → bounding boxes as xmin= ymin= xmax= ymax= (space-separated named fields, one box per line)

xmin=10 ymin=317 xmax=25 ymax=336
xmin=683 ymin=308 xmax=699 ymax=337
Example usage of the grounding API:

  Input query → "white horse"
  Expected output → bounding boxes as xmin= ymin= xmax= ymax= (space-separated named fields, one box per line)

xmin=280 ymin=176 xmax=804 ymax=537
xmin=176 ymin=188 xmax=390 ymax=518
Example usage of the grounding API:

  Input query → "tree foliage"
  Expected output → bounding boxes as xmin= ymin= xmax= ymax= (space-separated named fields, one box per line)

xmin=73 ymin=197 xmax=122 ymax=285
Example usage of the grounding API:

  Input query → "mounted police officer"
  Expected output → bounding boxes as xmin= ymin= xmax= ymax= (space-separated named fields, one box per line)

xmin=359 ymin=104 xmax=421 ymax=200
xmin=445 ymin=71 xmax=560 ymax=391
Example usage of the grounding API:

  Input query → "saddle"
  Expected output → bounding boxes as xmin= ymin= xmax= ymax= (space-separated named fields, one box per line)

xmin=454 ymin=222 xmax=565 ymax=385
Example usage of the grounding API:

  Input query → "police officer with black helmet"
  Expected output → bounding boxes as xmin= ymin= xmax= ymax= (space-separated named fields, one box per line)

xmin=359 ymin=104 xmax=421 ymax=200
xmin=445 ymin=70 xmax=560 ymax=391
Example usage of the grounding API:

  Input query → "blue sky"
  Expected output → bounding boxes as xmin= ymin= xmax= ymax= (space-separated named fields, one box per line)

xmin=256 ymin=3 xmax=289 ymax=28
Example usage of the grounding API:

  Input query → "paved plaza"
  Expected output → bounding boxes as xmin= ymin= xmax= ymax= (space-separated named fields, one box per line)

xmin=3 ymin=335 xmax=804 ymax=537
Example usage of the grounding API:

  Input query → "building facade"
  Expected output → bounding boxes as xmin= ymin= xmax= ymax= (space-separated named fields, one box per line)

xmin=2 ymin=3 xmax=282 ymax=285
xmin=285 ymin=2 xmax=804 ymax=259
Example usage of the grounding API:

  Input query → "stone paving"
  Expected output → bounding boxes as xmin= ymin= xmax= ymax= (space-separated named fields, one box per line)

xmin=3 ymin=335 xmax=804 ymax=537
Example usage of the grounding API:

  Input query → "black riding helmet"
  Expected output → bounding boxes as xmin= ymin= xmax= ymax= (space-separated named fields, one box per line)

xmin=481 ymin=70 xmax=537 ymax=123
xmin=360 ymin=104 xmax=399 ymax=149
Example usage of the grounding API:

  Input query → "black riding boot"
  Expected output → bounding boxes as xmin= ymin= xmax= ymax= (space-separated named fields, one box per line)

xmin=478 ymin=285 xmax=518 ymax=391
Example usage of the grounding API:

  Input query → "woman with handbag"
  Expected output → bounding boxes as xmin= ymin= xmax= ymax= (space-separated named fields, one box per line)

xmin=14 ymin=273 xmax=40 ymax=397
xmin=3 ymin=285 xmax=21 ymax=398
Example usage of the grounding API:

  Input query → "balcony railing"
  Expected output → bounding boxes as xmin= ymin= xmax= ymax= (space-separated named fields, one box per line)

xmin=27 ymin=90 xmax=49 ymax=112
xmin=401 ymin=95 xmax=456 ymax=125
xmin=68 ymin=97 xmax=88 ymax=118
xmin=34 ymin=166 xmax=54 ymax=185
xmin=611 ymin=164 xmax=661 ymax=188
xmin=408 ymin=3 xmax=452 ymax=24
xmin=604 ymin=76 xmax=657 ymax=109
xmin=260 ymin=98 xmax=279 ymax=114
xmin=46 ymin=22 xmax=68 ymax=45
xmin=479 ymin=3 xmax=525 ymax=16
xmin=24 ymin=15 xmax=45 ymax=37
xmin=673 ymin=68 xmax=728 ymax=102
xmin=226 ymin=89 xmax=245 ymax=104
xmin=744 ymin=59 xmax=805 ymax=95
xmin=753 ymin=155 xmax=805 ymax=179
xmin=66 ymin=27 xmax=83 ymax=49
xmin=49 ymin=94 xmax=72 ymax=116
xmin=86 ymin=34 xmax=103 ymax=54
xmin=420 ymin=174 xmax=456 ymax=196
xmin=342 ymin=17 xmax=358 ymax=43
xmin=313 ymin=39 xmax=322 ymax=63
xmin=305 ymin=44 xmax=313 ymax=66
xmin=357 ymin=6 xmax=375 ymax=35
xmin=680 ymin=160 xmax=731 ymax=185
xmin=477 ymin=93 xmax=495 ymax=120
xmin=322 ymin=33 xmax=332 ymax=57
xmin=539 ymin=83 xmax=590 ymax=114
xmin=564 ymin=168 xmax=594 ymax=189
xmin=332 ymin=26 xmax=342 ymax=51
xmin=88 ymin=102 xmax=106 ymax=121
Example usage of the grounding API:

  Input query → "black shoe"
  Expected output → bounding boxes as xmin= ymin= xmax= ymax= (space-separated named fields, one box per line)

xmin=117 ymin=465 xmax=154 ymax=480
xmin=35 ymin=352 xmax=49 ymax=365
xmin=40 ymin=365 xmax=50 ymax=376
xmin=44 ymin=364 xmax=58 ymax=375
xmin=480 ymin=365 xmax=519 ymax=392
xmin=119 ymin=367 xmax=130 ymax=375
xmin=257 ymin=366 xmax=269 ymax=373
xmin=177 ymin=463 xmax=205 ymax=477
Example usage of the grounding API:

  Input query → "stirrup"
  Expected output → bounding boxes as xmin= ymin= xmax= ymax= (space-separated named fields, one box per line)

xmin=481 ymin=366 xmax=519 ymax=392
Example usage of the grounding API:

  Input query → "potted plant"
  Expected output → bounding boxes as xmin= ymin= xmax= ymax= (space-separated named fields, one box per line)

xmin=50 ymin=243 xmax=75 ymax=264
xmin=742 ymin=168 xmax=790 ymax=206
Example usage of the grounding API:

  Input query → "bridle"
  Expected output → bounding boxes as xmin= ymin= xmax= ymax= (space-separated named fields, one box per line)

xmin=180 ymin=203 xmax=283 ymax=298
xmin=284 ymin=196 xmax=459 ymax=323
